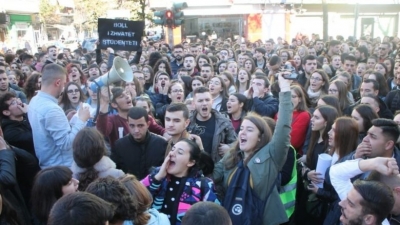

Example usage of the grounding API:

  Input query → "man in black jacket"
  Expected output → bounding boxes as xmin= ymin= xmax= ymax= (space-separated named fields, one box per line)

xmin=247 ymin=74 xmax=279 ymax=118
xmin=111 ymin=107 xmax=167 ymax=180
xmin=0 ymin=92 xmax=35 ymax=156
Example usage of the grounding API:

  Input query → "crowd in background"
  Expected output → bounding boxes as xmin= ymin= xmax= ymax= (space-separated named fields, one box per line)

xmin=0 ymin=33 xmax=400 ymax=225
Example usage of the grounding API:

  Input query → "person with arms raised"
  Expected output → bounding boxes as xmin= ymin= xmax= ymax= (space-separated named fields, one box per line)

xmin=213 ymin=74 xmax=293 ymax=225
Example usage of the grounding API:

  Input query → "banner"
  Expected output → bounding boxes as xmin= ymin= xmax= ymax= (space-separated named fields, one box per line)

xmin=98 ymin=18 xmax=144 ymax=51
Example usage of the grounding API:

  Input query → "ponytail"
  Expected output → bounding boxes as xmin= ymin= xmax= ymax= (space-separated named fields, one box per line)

xmin=78 ymin=167 xmax=99 ymax=191
xmin=179 ymin=138 xmax=215 ymax=177
xmin=197 ymin=151 xmax=214 ymax=176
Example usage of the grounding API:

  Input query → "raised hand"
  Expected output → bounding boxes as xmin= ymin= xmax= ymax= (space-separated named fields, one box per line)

xmin=155 ymin=153 xmax=171 ymax=181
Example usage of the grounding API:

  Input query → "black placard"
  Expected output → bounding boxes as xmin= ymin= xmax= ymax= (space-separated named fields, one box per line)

xmin=98 ymin=18 xmax=144 ymax=51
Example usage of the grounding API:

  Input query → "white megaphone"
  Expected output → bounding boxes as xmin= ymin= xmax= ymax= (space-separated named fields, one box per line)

xmin=90 ymin=56 xmax=134 ymax=92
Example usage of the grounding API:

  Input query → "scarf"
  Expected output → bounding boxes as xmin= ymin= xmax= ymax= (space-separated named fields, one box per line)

xmin=307 ymin=87 xmax=322 ymax=100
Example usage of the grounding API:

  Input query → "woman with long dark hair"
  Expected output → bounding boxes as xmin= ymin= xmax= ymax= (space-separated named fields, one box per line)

xmin=0 ymin=187 xmax=22 ymax=225
xmin=236 ymin=68 xmax=250 ymax=94
xmin=351 ymin=104 xmax=379 ymax=141
xmin=71 ymin=128 xmax=124 ymax=191
xmin=142 ymin=139 xmax=218 ymax=225
xmin=208 ymin=76 xmax=229 ymax=113
xmin=31 ymin=166 xmax=79 ymax=224
xmin=142 ymin=65 xmax=155 ymax=92
xmin=153 ymin=59 xmax=173 ymax=78
xmin=226 ymin=93 xmax=247 ymax=133
xmin=307 ymin=117 xmax=359 ymax=225
xmin=300 ymin=105 xmax=339 ymax=224
xmin=23 ymin=73 xmax=41 ymax=103
xmin=59 ymin=82 xmax=86 ymax=112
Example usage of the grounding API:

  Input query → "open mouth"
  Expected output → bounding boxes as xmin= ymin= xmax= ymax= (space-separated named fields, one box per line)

xmin=161 ymin=81 xmax=165 ymax=88
xmin=169 ymin=159 xmax=176 ymax=168
xmin=176 ymin=96 xmax=182 ymax=101
xmin=201 ymin=107 xmax=208 ymax=112
xmin=240 ymin=138 xmax=247 ymax=144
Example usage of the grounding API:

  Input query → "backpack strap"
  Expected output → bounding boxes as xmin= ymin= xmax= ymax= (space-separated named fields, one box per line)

xmin=227 ymin=166 xmax=239 ymax=187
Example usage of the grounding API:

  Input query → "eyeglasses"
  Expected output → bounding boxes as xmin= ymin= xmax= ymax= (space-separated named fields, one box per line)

xmin=310 ymin=77 xmax=323 ymax=82
xmin=136 ymin=77 xmax=145 ymax=80
xmin=171 ymin=89 xmax=184 ymax=93
xmin=379 ymin=47 xmax=386 ymax=50
xmin=67 ymin=89 xmax=79 ymax=94
xmin=142 ymin=70 xmax=150 ymax=74
xmin=328 ymin=89 xmax=338 ymax=93
xmin=9 ymin=99 xmax=19 ymax=106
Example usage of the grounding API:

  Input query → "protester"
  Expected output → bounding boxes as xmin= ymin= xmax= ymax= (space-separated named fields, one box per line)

xmin=213 ymin=74 xmax=292 ymax=225
xmin=47 ymin=192 xmax=114 ymax=225
xmin=71 ymin=128 xmax=124 ymax=191
xmin=86 ymin=176 xmax=137 ymax=225
xmin=120 ymin=174 xmax=171 ymax=225
xmin=31 ymin=166 xmax=79 ymax=224
xmin=28 ymin=63 xmax=90 ymax=168
xmin=181 ymin=202 xmax=232 ymax=225
xmin=111 ymin=107 xmax=167 ymax=180
xmin=142 ymin=138 xmax=219 ymax=225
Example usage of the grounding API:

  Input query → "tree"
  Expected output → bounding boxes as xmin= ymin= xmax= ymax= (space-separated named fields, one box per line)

xmin=39 ymin=0 xmax=62 ymax=24
xmin=73 ymin=0 xmax=109 ymax=35
xmin=117 ymin=0 xmax=154 ymax=28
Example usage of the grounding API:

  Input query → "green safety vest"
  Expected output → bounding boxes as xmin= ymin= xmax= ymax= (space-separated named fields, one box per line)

xmin=279 ymin=146 xmax=297 ymax=218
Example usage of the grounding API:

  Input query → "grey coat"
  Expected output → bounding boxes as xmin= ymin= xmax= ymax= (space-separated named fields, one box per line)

xmin=187 ymin=110 xmax=237 ymax=163
xmin=213 ymin=91 xmax=293 ymax=225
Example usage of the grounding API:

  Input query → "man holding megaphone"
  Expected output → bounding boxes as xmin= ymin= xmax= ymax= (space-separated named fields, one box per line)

xmin=92 ymin=56 xmax=135 ymax=147
xmin=96 ymin=87 xmax=133 ymax=147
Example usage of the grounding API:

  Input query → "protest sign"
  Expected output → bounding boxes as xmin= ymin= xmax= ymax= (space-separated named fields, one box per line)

xmin=98 ymin=18 xmax=144 ymax=51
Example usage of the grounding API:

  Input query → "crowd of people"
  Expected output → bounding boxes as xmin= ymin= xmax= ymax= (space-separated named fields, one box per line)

xmin=0 ymin=33 xmax=400 ymax=225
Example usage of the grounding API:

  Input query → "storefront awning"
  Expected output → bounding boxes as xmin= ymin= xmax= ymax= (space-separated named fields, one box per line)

xmin=9 ymin=14 xmax=32 ymax=26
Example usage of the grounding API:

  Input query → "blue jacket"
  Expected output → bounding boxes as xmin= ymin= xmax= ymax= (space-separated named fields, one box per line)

xmin=248 ymin=93 xmax=279 ymax=117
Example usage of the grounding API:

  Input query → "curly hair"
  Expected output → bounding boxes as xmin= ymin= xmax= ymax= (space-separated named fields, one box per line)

xmin=24 ymin=73 xmax=41 ymax=102
xmin=86 ymin=177 xmax=136 ymax=224
xmin=153 ymin=59 xmax=172 ymax=77
xmin=119 ymin=175 xmax=151 ymax=225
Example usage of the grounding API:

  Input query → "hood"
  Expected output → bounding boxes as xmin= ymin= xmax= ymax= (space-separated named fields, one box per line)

xmin=147 ymin=208 xmax=170 ymax=225
xmin=71 ymin=156 xmax=117 ymax=178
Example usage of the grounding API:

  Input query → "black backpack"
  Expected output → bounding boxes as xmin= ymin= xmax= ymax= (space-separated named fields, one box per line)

xmin=223 ymin=160 xmax=278 ymax=225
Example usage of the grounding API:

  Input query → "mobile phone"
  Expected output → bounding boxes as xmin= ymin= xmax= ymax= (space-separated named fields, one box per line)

xmin=308 ymin=184 xmax=314 ymax=189
xmin=82 ymin=64 xmax=87 ymax=70
xmin=282 ymin=64 xmax=298 ymax=80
